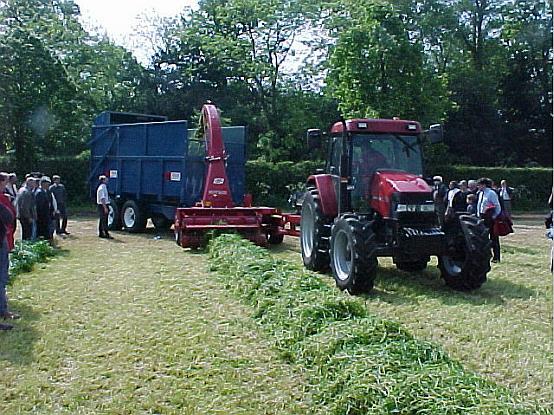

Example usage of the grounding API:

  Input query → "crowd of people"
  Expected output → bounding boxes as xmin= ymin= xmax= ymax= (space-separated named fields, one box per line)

xmin=0 ymin=172 xmax=69 ymax=331
xmin=433 ymin=176 xmax=514 ymax=263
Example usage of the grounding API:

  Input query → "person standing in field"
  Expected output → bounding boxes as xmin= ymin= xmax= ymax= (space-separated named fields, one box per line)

xmin=499 ymin=179 xmax=514 ymax=217
xmin=0 ymin=172 xmax=18 ymax=330
xmin=35 ymin=177 xmax=56 ymax=241
xmin=96 ymin=175 xmax=111 ymax=239
xmin=477 ymin=177 xmax=502 ymax=263
xmin=50 ymin=175 xmax=69 ymax=235
xmin=15 ymin=177 xmax=37 ymax=241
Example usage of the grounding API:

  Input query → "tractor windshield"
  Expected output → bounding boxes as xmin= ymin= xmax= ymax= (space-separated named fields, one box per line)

xmin=351 ymin=134 xmax=423 ymax=176
xmin=350 ymin=134 xmax=423 ymax=210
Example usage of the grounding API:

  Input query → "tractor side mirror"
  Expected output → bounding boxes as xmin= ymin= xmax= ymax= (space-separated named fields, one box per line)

xmin=306 ymin=129 xmax=322 ymax=150
xmin=426 ymin=124 xmax=443 ymax=143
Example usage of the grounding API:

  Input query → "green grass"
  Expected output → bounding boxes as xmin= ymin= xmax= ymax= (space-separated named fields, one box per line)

xmin=0 ymin=216 xmax=550 ymax=413
xmin=209 ymin=234 xmax=549 ymax=414
xmin=270 ymin=222 xmax=553 ymax=410
xmin=0 ymin=218 xmax=308 ymax=414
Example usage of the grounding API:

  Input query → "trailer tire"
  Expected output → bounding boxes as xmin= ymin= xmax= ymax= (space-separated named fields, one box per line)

xmin=107 ymin=201 xmax=122 ymax=231
xmin=396 ymin=258 xmax=429 ymax=272
xmin=330 ymin=216 xmax=377 ymax=294
xmin=152 ymin=215 xmax=172 ymax=231
xmin=267 ymin=233 xmax=284 ymax=245
xmin=300 ymin=189 xmax=331 ymax=271
xmin=121 ymin=200 xmax=147 ymax=233
xmin=438 ymin=215 xmax=491 ymax=290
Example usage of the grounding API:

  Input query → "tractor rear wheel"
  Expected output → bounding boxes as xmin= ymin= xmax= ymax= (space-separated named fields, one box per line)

xmin=300 ymin=189 xmax=331 ymax=271
xmin=121 ymin=200 xmax=147 ymax=233
xmin=396 ymin=258 xmax=429 ymax=272
xmin=438 ymin=215 xmax=491 ymax=290
xmin=330 ymin=216 xmax=377 ymax=294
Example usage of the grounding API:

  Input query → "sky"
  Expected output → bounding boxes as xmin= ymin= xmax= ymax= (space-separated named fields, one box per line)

xmin=76 ymin=0 xmax=198 ymax=64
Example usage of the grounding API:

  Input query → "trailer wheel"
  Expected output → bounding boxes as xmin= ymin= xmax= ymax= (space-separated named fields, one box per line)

xmin=396 ymin=258 xmax=429 ymax=272
xmin=300 ymin=189 xmax=331 ymax=271
xmin=330 ymin=217 xmax=377 ymax=294
xmin=267 ymin=233 xmax=284 ymax=245
xmin=438 ymin=215 xmax=491 ymax=290
xmin=107 ymin=201 xmax=122 ymax=231
xmin=121 ymin=200 xmax=147 ymax=233
xmin=152 ymin=215 xmax=172 ymax=231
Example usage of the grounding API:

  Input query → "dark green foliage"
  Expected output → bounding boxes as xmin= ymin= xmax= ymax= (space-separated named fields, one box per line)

xmin=245 ymin=159 xmax=322 ymax=207
xmin=209 ymin=234 xmax=548 ymax=414
xmin=9 ymin=240 xmax=57 ymax=281
xmin=246 ymin=159 xmax=552 ymax=211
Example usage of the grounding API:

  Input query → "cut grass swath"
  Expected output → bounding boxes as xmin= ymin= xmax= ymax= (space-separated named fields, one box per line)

xmin=209 ymin=234 xmax=550 ymax=414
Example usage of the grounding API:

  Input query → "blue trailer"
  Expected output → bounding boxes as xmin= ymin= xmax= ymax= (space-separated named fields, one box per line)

xmin=89 ymin=111 xmax=246 ymax=232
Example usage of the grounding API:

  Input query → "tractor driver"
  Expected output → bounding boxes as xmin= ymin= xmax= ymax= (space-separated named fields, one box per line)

xmin=354 ymin=145 xmax=390 ymax=177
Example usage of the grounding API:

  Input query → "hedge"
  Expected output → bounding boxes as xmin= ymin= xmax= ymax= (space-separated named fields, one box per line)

xmin=0 ymin=156 xmax=90 ymax=205
xmin=1 ymin=156 xmax=549 ymax=211
xmin=247 ymin=160 xmax=553 ymax=211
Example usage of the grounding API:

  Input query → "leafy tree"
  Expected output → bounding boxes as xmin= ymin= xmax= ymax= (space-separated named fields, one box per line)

xmin=324 ymin=1 xmax=451 ymax=126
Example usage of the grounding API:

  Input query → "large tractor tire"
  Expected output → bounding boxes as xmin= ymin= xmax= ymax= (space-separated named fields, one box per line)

xmin=330 ymin=216 xmax=377 ymax=294
xmin=107 ymin=200 xmax=122 ymax=231
xmin=121 ymin=200 xmax=147 ymax=233
xmin=438 ymin=215 xmax=491 ymax=290
xmin=300 ymin=188 xmax=331 ymax=271
xmin=396 ymin=257 xmax=429 ymax=272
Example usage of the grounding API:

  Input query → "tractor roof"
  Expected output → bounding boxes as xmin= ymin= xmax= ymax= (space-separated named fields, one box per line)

xmin=331 ymin=118 xmax=422 ymax=135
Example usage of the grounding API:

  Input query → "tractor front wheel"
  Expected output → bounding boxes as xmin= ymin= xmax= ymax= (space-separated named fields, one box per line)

xmin=330 ymin=217 xmax=377 ymax=294
xmin=300 ymin=189 xmax=331 ymax=271
xmin=438 ymin=215 xmax=491 ymax=290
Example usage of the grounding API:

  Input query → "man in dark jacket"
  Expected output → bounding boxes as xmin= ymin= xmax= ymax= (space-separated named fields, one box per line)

xmin=50 ymin=175 xmax=69 ymax=235
xmin=35 ymin=177 xmax=55 ymax=241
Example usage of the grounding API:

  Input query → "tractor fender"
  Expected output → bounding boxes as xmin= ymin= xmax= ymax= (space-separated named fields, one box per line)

xmin=307 ymin=174 xmax=337 ymax=218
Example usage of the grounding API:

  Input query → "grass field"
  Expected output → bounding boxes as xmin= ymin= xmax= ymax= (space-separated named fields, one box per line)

xmin=0 ymin=215 xmax=551 ymax=413
xmin=272 ymin=216 xmax=553 ymax=408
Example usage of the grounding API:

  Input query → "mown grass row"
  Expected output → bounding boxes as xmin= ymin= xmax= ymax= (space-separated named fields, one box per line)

xmin=209 ymin=234 xmax=549 ymax=415
xmin=9 ymin=240 xmax=57 ymax=280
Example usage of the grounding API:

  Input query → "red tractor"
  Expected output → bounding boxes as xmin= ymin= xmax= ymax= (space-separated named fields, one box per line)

xmin=300 ymin=118 xmax=491 ymax=293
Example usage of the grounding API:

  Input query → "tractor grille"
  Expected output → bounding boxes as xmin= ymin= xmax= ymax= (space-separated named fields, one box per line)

xmin=402 ymin=227 xmax=444 ymax=238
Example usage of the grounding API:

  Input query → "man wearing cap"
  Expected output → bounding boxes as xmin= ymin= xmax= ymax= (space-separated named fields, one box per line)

xmin=50 ymin=175 xmax=69 ymax=235
xmin=35 ymin=176 xmax=56 ymax=241
xmin=96 ymin=175 xmax=111 ymax=239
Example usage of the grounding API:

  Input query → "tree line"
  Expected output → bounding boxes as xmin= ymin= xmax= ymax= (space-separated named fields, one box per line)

xmin=0 ymin=0 xmax=551 ymax=173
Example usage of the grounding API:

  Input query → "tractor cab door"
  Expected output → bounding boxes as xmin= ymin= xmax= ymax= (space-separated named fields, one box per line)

xmin=327 ymin=135 xmax=346 ymax=212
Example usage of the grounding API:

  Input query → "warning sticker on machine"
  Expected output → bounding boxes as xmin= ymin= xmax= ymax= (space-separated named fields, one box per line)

xmin=213 ymin=178 xmax=225 ymax=185
xmin=170 ymin=172 xmax=181 ymax=181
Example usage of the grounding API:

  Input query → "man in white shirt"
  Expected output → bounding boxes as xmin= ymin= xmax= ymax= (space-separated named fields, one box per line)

xmin=477 ymin=177 xmax=501 ymax=262
xmin=96 ymin=175 xmax=111 ymax=239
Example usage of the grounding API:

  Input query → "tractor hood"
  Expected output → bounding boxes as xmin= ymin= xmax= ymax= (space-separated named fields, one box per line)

xmin=370 ymin=171 xmax=432 ymax=219
xmin=374 ymin=171 xmax=431 ymax=193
